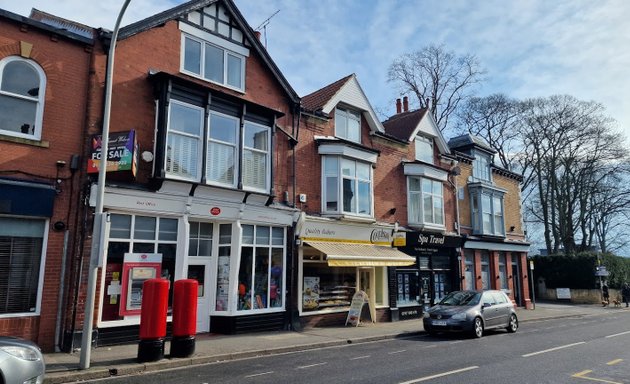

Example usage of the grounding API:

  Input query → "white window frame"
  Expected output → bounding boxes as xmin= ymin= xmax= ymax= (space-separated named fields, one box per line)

xmin=334 ymin=107 xmax=361 ymax=143
xmin=242 ymin=121 xmax=271 ymax=193
xmin=180 ymin=32 xmax=246 ymax=92
xmin=472 ymin=151 xmax=491 ymax=182
xmin=414 ymin=135 xmax=433 ymax=163
xmin=471 ymin=190 xmax=505 ymax=236
xmin=0 ymin=56 xmax=46 ymax=141
xmin=0 ymin=217 xmax=47 ymax=318
xmin=206 ymin=111 xmax=240 ymax=188
xmin=321 ymin=156 xmax=373 ymax=217
xmin=407 ymin=176 xmax=445 ymax=229
xmin=165 ymin=100 xmax=204 ymax=182
xmin=237 ymin=224 xmax=286 ymax=314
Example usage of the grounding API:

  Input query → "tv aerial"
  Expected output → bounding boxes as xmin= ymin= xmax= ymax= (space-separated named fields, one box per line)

xmin=255 ymin=9 xmax=280 ymax=48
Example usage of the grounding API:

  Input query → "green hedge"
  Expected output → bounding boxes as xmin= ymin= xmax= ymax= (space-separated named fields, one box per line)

xmin=531 ymin=252 xmax=630 ymax=289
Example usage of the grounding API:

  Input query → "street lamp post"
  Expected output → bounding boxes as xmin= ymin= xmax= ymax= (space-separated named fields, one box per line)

xmin=79 ymin=0 xmax=131 ymax=370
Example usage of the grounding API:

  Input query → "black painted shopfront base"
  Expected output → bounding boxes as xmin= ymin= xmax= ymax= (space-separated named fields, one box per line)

xmin=137 ymin=339 xmax=164 ymax=362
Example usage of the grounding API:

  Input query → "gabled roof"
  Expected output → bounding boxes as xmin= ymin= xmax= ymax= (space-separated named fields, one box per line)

xmin=113 ymin=0 xmax=299 ymax=104
xmin=301 ymin=74 xmax=353 ymax=114
xmin=301 ymin=74 xmax=385 ymax=134
xmin=382 ymin=108 xmax=449 ymax=154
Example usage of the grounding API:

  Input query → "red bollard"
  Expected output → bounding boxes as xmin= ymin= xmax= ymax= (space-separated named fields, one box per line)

xmin=137 ymin=278 xmax=169 ymax=362
xmin=170 ymin=279 xmax=198 ymax=358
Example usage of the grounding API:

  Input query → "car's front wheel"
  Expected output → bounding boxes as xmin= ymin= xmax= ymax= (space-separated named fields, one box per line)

xmin=506 ymin=314 xmax=518 ymax=333
xmin=472 ymin=317 xmax=484 ymax=338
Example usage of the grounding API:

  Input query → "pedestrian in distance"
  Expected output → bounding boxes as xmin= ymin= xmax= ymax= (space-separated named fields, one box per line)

xmin=622 ymin=282 xmax=630 ymax=308
xmin=602 ymin=282 xmax=610 ymax=306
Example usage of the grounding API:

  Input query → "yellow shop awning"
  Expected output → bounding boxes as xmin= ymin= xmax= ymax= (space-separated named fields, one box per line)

xmin=305 ymin=240 xmax=415 ymax=267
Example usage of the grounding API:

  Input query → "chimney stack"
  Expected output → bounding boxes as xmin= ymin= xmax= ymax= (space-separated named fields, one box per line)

xmin=254 ymin=31 xmax=262 ymax=41
xmin=396 ymin=98 xmax=402 ymax=114
xmin=403 ymin=96 xmax=409 ymax=112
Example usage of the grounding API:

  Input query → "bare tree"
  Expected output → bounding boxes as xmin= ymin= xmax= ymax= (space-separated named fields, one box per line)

xmin=387 ymin=44 xmax=485 ymax=133
xmin=456 ymin=93 xmax=523 ymax=171
xmin=519 ymin=95 xmax=630 ymax=254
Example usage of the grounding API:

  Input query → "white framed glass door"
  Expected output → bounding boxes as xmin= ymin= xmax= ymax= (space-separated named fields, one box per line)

xmin=358 ymin=267 xmax=376 ymax=323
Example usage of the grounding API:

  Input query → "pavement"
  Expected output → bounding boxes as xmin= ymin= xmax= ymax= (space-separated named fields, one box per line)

xmin=42 ymin=302 xmax=630 ymax=383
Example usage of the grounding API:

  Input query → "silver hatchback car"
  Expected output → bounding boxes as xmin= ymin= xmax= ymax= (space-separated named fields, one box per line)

xmin=0 ymin=337 xmax=45 ymax=384
xmin=423 ymin=290 xmax=518 ymax=338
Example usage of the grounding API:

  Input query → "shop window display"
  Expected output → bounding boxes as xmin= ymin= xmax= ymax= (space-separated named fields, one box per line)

xmin=302 ymin=263 xmax=355 ymax=312
xmin=238 ymin=225 xmax=284 ymax=311
xmin=396 ymin=271 xmax=420 ymax=307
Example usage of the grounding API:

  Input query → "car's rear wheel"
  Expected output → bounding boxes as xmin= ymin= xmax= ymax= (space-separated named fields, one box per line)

xmin=472 ymin=317 xmax=484 ymax=338
xmin=506 ymin=314 xmax=518 ymax=333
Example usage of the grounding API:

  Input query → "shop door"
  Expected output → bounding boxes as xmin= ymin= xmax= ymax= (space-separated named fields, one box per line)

xmin=512 ymin=263 xmax=522 ymax=306
xmin=187 ymin=261 xmax=211 ymax=333
xmin=358 ymin=267 xmax=376 ymax=323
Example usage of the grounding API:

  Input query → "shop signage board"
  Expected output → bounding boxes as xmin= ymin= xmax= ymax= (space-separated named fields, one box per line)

xmin=345 ymin=290 xmax=369 ymax=327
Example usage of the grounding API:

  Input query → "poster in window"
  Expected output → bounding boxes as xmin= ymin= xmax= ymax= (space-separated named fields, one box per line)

xmin=303 ymin=276 xmax=320 ymax=310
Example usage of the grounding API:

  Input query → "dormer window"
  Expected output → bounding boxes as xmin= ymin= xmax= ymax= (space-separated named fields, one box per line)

xmin=415 ymin=135 xmax=433 ymax=163
xmin=180 ymin=3 xmax=249 ymax=93
xmin=334 ymin=107 xmax=361 ymax=143
xmin=472 ymin=151 xmax=491 ymax=182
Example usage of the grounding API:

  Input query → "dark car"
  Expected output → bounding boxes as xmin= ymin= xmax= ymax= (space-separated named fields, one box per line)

xmin=423 ymin=290 xmax=518 ymax=338
xmin=0 ymin=337 xmax=45 ymax=384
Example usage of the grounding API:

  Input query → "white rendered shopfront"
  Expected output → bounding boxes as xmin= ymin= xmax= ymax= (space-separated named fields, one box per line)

xmin=94 ymin=183 xmax=294 ymax=334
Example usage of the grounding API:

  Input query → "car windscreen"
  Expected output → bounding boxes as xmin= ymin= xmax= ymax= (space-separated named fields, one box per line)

xmin=439 ymin=291 xmax=481 ymax=306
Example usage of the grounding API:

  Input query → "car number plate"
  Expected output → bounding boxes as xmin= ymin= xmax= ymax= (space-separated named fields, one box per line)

xmin=432 ymin=320 xmax=447 ymax=326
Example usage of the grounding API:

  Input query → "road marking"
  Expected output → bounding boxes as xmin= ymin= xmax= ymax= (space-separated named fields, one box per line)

xmin=607 ymin=359 xmax=623 ymax=365
xmin=605 ymin=330 xmax=630 ymax=338
xmin=350 ymin=355 xmax=371 ymax=360
xmin=244 ymin=371 xmax=274 ymax=378
xmin=296 ymin=362 xmax=327 ymax=369
xmin=398 ymin=366 xmax=479 ymax=384
xmin=388 ymin=350 xmax=407 ymax=355
xmin=572 ymin=370 xmax=623 ymax=384
xmin=449 ymin=340 xmax=464 ymax=344
xmin=522 ymin=341 xmax=585 ymax=357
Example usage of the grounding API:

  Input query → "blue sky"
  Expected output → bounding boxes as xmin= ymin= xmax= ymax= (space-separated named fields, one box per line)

xmin=5 ymin=0 xmax=630 ymax=141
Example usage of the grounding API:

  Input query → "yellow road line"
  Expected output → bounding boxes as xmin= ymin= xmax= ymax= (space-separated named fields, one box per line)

xmin=572 ymin=369 xmax=622 ymax=384
xmin=606 ymin=359 xmax=623 ymax=366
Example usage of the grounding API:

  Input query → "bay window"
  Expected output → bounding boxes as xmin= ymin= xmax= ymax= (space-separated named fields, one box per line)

xmin=470 ymin=187 xmax=505 ymax=236
xmin=323 ymin=156 xmax=372 ymax=216
xmin=166 ymin=101 xmax=203 ymax=181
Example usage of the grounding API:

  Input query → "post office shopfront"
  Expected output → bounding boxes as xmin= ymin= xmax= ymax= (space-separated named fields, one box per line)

xmin=393 ymin=231 xmax=463 ymax=320
xmin=297 ymin=217 xmax=415 ymax=327
xmin=94 ymin=184 xmax=294 ymax=342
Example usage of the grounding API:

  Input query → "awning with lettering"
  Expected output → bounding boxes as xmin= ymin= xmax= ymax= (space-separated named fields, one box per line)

xmin=305 ymin=240 xmax=416 ymax=267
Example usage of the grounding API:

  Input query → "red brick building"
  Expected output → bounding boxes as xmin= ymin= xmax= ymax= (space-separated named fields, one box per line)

xmin=447 ymin=135 xmax=531 ymax=308
xmin=0 ymin=9 xmax=94 ymax=351
xmin=68 ymin=0 xmax=301 ymax=346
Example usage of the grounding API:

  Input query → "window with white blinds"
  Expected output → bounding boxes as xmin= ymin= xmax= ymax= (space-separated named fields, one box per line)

xmin=242 ymin=122 xmax=269 ymax=191
xmin=0 ymin=217 xmax=45 ymax=315
xmin=166 ymin=101 xmax=203 ymax=180
xmin=207 ymin=112 xmax=238 ymax=186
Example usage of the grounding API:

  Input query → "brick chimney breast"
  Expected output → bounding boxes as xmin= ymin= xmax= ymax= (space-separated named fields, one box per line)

xmin=403 ymin=96 xmax=409 ymax=112
xmin=396 ymin=98 xmax=402 ymax=114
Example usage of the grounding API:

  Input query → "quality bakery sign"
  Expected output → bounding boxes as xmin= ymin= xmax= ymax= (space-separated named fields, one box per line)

xmin=301 ymin=220 xmax=393 ymax=245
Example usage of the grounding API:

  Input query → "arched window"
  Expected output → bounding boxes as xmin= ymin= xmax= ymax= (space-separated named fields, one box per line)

xmin=0 ymin=56 xmax=46 ymax=140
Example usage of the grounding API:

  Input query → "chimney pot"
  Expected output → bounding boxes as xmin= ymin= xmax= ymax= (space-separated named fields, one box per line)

xmin=396 ymin=98 xmax=402 ymax=114
xmin=403 ymin=96 xmax=409 ymax=112
xmin=254 ymin=31 xmax=262 ymax=41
